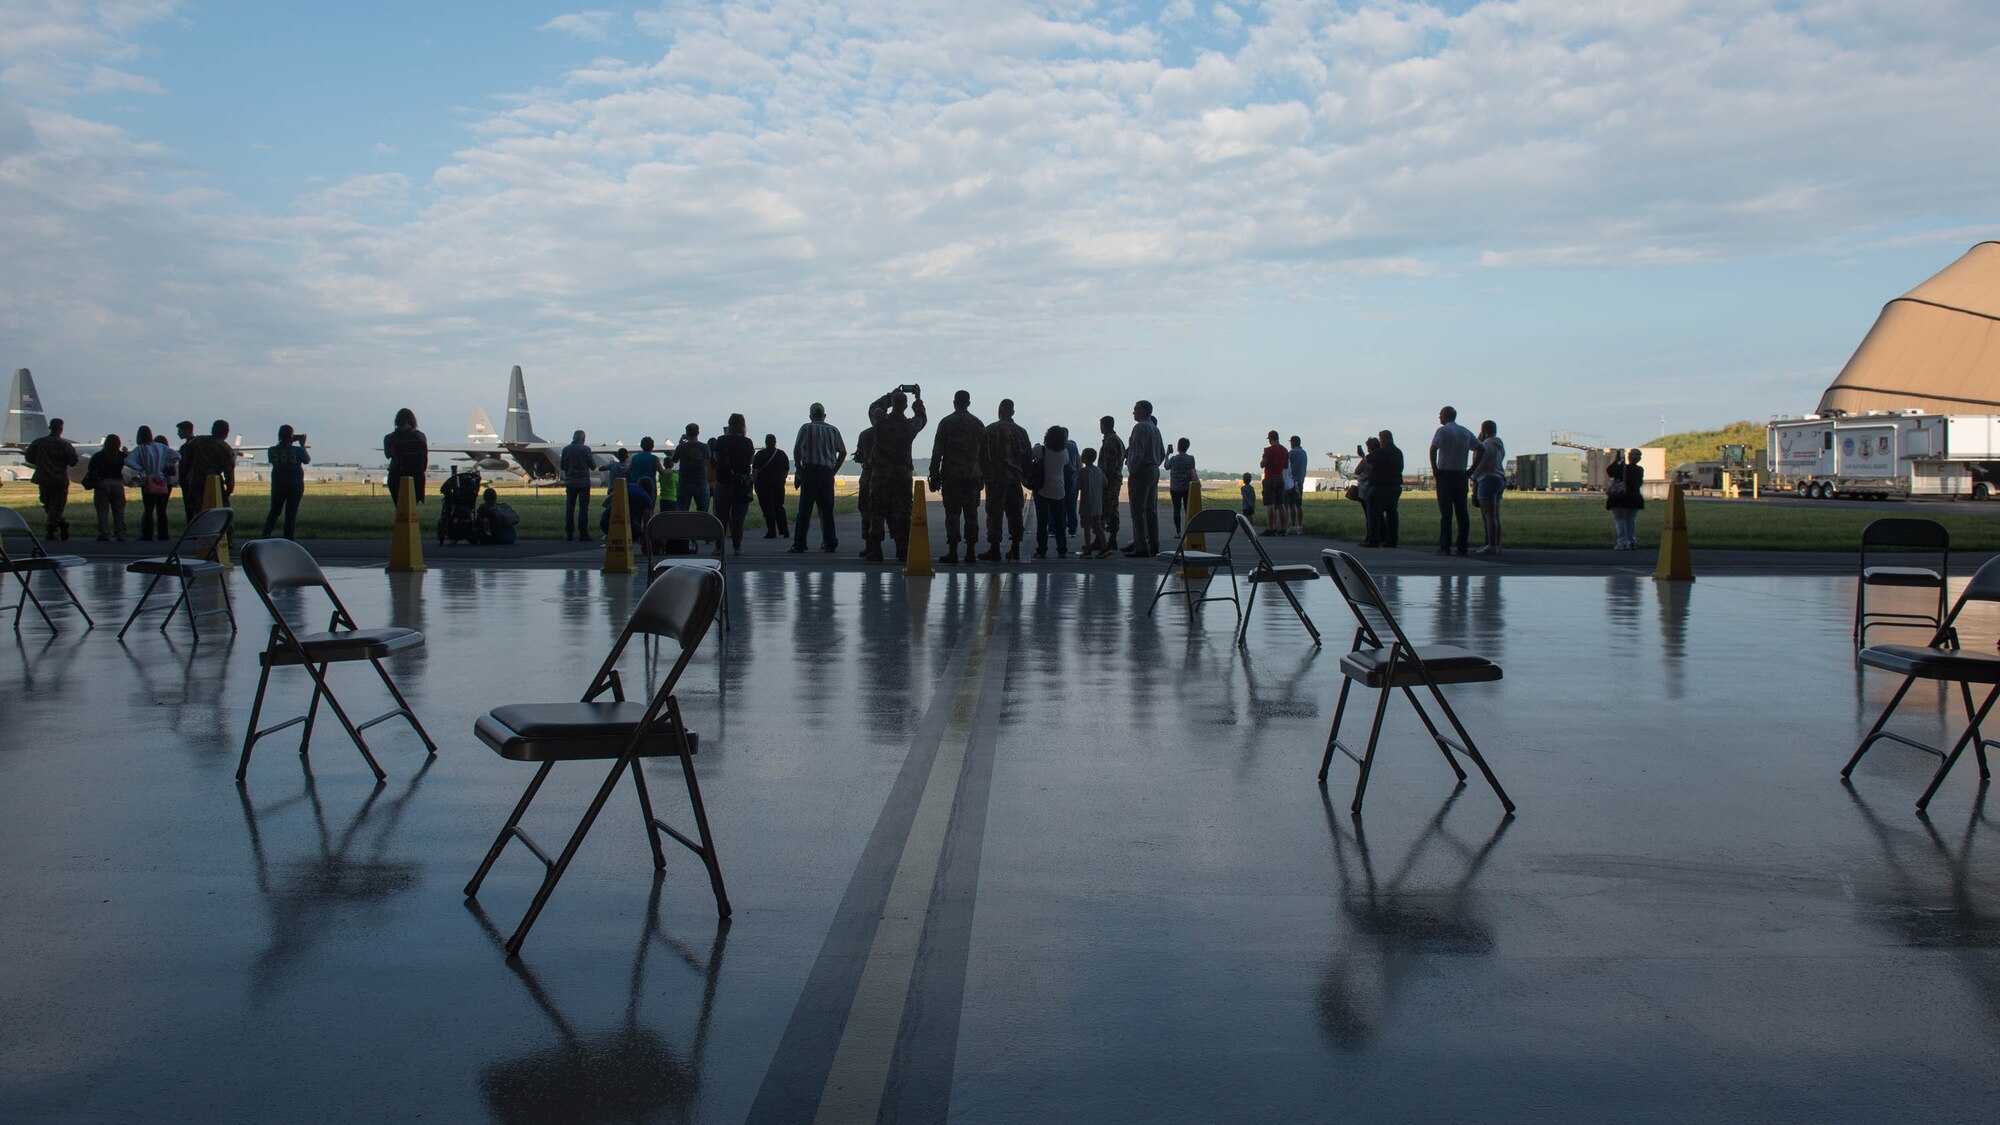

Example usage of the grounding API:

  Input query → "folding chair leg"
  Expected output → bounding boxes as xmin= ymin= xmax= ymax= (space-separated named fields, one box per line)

xmin=1843 ymin=675 xmax=1918 ymax=777
xmin=1918 ymin=687 xmax=2000 ymax=812
xmin=12 ymin=573 xmax=56 ymax=634
xmin=1422 ymin=681 xmax=1515 ymax=814
xmin=236 ymin=662 xmax=277 ymax=780
xmin=1277 ymin=580 xmax=1319 ymax=646
xmin=1351 ymin=683 xmax=1395 ymax=814
xmin=676 ymin=737 xmax=732 ymax=919
xmin=172 ymin=575 xmax=194 ymax=640
xmin=506 ymin=754 xmax=640 ymax=955
xmin=1961 ymin=681 xmax=1993 ymax=782
xmin=303 ymin=662 xmax=388 ymax=781
xmin=300 ymin=670 xmax=326 ymax=754
xmin=631 ymin=759 xmax=670 ymax=870
xmin=368 ymin=658 xmax=438 ymax=753
xmin=1237 ymin=584 xmax=1258 ymax=647
xmin=1319 ymin=678 xmax=1353 ymax=781
xmin=117 ymin=573 xmax=169 ymax=640
xmin=466 ymin=761 xmax=555 ymax=897
xmin=1400 ymin=687 xmax=1468 ymax=782
xmin=48 ymin=569 xmax=93 ymax=628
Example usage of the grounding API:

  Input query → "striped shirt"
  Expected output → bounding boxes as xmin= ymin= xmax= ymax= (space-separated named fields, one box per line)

xmin=793 ymin=420 xmax=847 ymax=467
xmin=1125 ymin=419 xmax=1166 ymax=473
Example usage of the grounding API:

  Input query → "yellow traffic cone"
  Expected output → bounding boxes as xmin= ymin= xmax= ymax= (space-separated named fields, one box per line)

xmin=202 ymin=474 xmax=233 ymax=568
xmin=1183 ymin=483 xmax=1208 ymax=580
xmin=388 ymin=476 xmax=426 ymax=573
xmin=904 ymin=480 xmax=935 ymax=577
xmin=1653 ymin=480 xmax=1694 ymax=582
xmin=602 ymin=484 xmax=634 ymax=574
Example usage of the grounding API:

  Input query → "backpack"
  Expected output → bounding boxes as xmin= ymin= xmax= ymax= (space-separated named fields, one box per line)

xmin=1024 ymin=447 xmax=1047 ymax=492
xmin=491 ymin=502 xmax=519 ymax=529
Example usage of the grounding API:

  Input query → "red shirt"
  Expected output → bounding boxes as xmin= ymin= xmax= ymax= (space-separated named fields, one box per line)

xmin=1261 ymin=443 xmax=1289 ymax=481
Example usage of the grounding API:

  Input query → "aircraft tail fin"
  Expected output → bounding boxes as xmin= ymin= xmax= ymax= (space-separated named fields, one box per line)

xmin=503 ymin=365 xmax=545 ymax=445
xmin=4 ymin=368 xmax=49 ymax=447
xmin=468 ymin=405 xmax=499 ymax=445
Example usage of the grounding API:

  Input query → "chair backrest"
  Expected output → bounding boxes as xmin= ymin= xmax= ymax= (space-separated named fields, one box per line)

xmin=642 ymin=511 xmax=725 ymax=559
xmin=242 ymin=538 xmax=332 ymax=595
xmin=585 ymin=566 xmax=722 ymax=706
xmin=1175 ymin=505 xmax=1240 ymax=559
xmin=1937 ymin=554 xmax=2000 ymax=643
xmin=1320 ymin=548 xmax=1407 ymax=651
xmin=1236 ymin=514 xmax=1279 ymax=568
xmin=1861 ymin=517 xmax=1948 ymax=553
xmin=0 ymin=506 xmax=37 ymax=559
xmin=172 ymin=506 xmax=235 ymax=562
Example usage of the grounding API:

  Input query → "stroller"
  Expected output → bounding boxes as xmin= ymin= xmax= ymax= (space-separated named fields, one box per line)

xmin=438 ymin=467 xmax=484 ymax=544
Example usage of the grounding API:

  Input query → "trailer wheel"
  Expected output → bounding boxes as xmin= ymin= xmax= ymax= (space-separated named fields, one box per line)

xmin=1976 ymin=482 xmax=1990 ymax=501
xmin=1795 ymin=481 xmax=1809 ymax=497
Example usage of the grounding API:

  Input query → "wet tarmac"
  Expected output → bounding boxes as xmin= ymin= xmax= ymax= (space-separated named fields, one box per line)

xmin=4 ymin=560 xmax=2000 ymax=1122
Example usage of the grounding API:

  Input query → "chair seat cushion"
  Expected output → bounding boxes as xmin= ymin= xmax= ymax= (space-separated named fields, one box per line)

xmin=477 ymin=702 xmax=700 ymax=761
xmin=650 ymin=558 xmax=722 ymax=578
xmin=1340 ymin=645 xmax=1502 ymax=688
xmin=128 ymin=557 xmax=222 ymax=577
xmin=266 ymin=626 xmax=424 ymax=666
xmin=2 ymin=557 xmax=62 ymax=574
xmin=1859 ymin=644 xmax=2000 ymax=684
xmin=1861 ymin=566 xmax=1945 ymax=587
xmin=1249 ymin=565 xmax=1319 ymax=584
xmin=1171 ymin=550 xmax=1231 ymax=566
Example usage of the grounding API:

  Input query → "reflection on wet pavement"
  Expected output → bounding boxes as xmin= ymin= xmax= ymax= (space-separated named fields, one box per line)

xmin=3 ymin=564 xmax=2000 ymax=1121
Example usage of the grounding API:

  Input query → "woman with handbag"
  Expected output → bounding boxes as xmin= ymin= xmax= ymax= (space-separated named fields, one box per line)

xmin=125 ymin=426 xmax=178 ymax=541
xmin=85 ymin=434 xmax=129 ymax=542
xmin=1605 ymin=447 xmax=1645 ymax=550
xmin=262 ymin=425 xmax=310 ymax=539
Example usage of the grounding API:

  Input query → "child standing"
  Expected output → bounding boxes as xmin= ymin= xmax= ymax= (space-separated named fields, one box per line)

xmin=1078 ymin=447 xmax=1107 ymax=557
xmin=1239 ymin=472 xmax=1257 ymax=519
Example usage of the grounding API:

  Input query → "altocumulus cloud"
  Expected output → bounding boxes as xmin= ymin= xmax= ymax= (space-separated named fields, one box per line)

xmin=2 ymin=0 xmax=1997 ymax=454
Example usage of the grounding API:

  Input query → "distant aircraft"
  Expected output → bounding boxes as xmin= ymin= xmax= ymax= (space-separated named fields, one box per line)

xmin=430 ymin=366 xmax=625 ymax=481
xmin=2 ymin=367 xmax=266 ymax=482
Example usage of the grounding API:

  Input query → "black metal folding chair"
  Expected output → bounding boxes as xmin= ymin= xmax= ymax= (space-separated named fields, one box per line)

xmin=236 ymin=539 xmax=437 ymax=783
xmin=1233 ymin=512 xmax=1320 ymax=647
xmin=1844 ymin=555 xmax=2000 ymax=812
xmin=1147 ymin=506 xmax=1243 ymax=628
xmin=1317 ymin=549 xmax=1514 ymax=815
xmin=466 ymin=565 xmax=729 ymax=956
xmin=642 ymin=511 xmax=729 ymax=632
xmin=0 ymin=507 xmax=93 ymax=634
xmin=117 ymin=506 xmax=237 ymax=642
xmin=1854 ymin=518 xmax=1951 ymax=649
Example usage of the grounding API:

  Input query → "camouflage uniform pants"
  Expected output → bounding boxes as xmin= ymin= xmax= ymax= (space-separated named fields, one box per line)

xmin=983 ymin=480 xmax=1024 ymax=546
xmin=865 ymin=472 xmax=913 ymax=550
xmin=940 ymin=479 xmax=981 ymax=549
xmin=1102 ymin=473 xmax=1122 ymax=544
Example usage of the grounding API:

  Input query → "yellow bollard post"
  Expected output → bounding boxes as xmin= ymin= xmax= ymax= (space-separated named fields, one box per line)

xmin=1719 ymin=471 xmax=1733 ymax=500
xmin=1653 ymin=480 xmax=1695 ymax=582
xmin=387 ymin=476 xmax=426 ymax=573
xmin=904 ymin=480 xmax=935 ymax=577
xmin=1751 ymin=472 xmax=1759 ymax=500
xmin=1183 ymin=483 xmax=1208 ymax=580
xmin=602 ymin=483 xmax=634 ymax=574
xmin=202 ymin=474 xmax=233 ymax=568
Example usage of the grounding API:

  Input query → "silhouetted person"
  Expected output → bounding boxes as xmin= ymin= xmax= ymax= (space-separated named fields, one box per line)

xmin=852 ymin=426 xmax=874 ymax=558
xmin=863 ymin=386 xmax=926 ymax=562
xmin=1430 ymin=405 xmax=1475 ymax=556
xmin=789 ymin=402 xmax=846 ymax=554
xmin=673 ymin=423 xmax=711 ymax=513
xmin=979 ymin=398 xmax=1031 ymax=561
xmin=85 ymin=432 xmax=127 ymax=541
xmin=126 ymin=424 xmax=177 ymax=541
xmin=1098 ymin=415 xmax=1126 ymax=552
xmin=928 ymin=389 xmax=984 ymax=564
xmin=714 ymin=413 xmax=757 ymax=553
xmin=1472 ymin=419 xmax=1505 ymax=555
xmin=1166 ymin=438 xmax=1196 ymax=535
xmin=1368 ymin=430 xmax=1404 ymax=547
xmin=383 ymin=408 xmax=427 ymax=509
xmin=175 ymin=420 xmax=198 ymax=521
xmin=263 ymin=424 xmax=309 ymax=539
xmin=183 ymin=419 xmax=236 ymax=510
xmin=560 ymin=429 xmax=594 ymax=542
xmin=753 ymin=433 xmax=790 ymax=538
xmin=1123 ymin=401 xmax=1166 ymax=556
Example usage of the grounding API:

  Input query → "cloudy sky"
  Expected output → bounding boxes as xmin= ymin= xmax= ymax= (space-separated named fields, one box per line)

xmin=2 ymin=0 xmax=1995 ymax=468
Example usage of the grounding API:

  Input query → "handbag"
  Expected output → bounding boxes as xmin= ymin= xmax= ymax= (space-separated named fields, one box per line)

xmin=144 ymin=475 xmax=172 ymax=497
xmin=1281 ymin=468 xmax=1295 ymax=491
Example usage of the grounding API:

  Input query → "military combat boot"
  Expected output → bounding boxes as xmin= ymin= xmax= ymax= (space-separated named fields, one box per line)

xmin=1004 ymin=542 xmax=1020 ymax=562
xmin=938 ymin=548 xmax=958 ymax=564
xmin=978 ymin=546 xmax=1002 ymax=562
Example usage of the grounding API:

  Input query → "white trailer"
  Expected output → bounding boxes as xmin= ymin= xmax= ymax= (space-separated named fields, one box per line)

xmin=1766 ymin=412 xmax=2000 ymax=499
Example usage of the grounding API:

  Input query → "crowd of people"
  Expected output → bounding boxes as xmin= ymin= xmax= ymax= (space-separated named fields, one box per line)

xmin=13 ymin=397 xmax=1654 ymax=556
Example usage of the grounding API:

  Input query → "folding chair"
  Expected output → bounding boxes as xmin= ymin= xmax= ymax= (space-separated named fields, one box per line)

xmin=466 ymin=565 xmax=729 ymax=956
xmin=642 ymin=511 xmax=729 ymax=632
xmin=117 ymin=506 xmax=237 ymax=642
xmin=236 ymin=539 xmax=437 ymax=783
xmin=0 ymin=507 xmax=93 ymax=634
xmin=1147 ymin=506 xmax=1243 ymax=628
xmin=1843 ymin=555 xmax=2000 ymax=812
xmin=1233 ymin=512 xmax=1320 ymax=647
xmin=1317 ymin=549 xmax=1514 ymax=815
xmin=1854 ymin=518 xmax=1951 ymax=649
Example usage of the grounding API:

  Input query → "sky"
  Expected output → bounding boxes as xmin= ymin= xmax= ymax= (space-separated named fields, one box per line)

xmin=2 ymin=0 xmax=1996 ymax=470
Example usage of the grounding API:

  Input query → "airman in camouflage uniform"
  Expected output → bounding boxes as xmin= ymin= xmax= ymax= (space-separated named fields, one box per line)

xmin=863 ymin=386 xmax=927 ymax=562
xmin=978 ymin=398 xmax=1032 ymax=561
xmin=927 ymin=389 xmax=985 ymax=564
xmin=853 ymin=427 xmax=874 ymax=558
